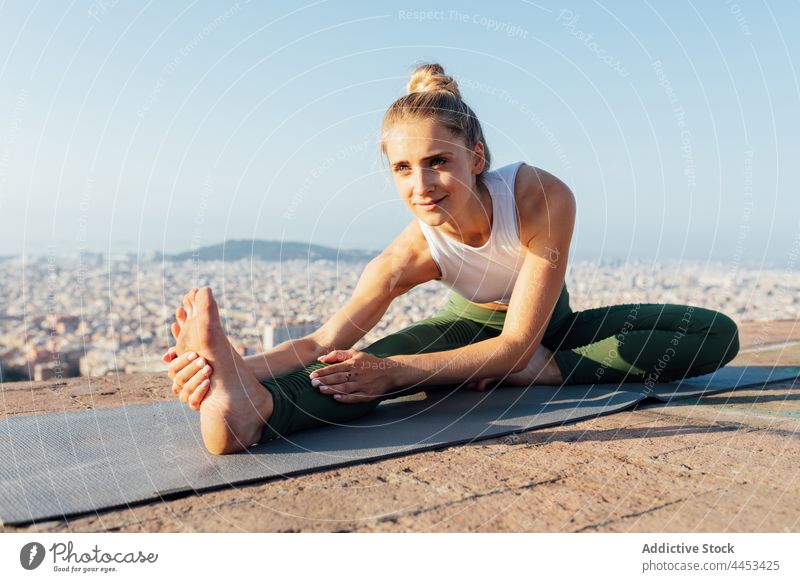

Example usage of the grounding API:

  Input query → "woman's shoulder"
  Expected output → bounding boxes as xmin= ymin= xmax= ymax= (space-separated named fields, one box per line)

xmin=482 ymin=161 xmax=525 ymax=189
xmin=511 ymin=163 xmax=568 ymax=195
xmin=512 ymin=164 xmax=577 ymax=248
xmin=380 ymin=219 xmax=443 ymax=283
xmin=485 ymin=161 xmax=559 ymax=198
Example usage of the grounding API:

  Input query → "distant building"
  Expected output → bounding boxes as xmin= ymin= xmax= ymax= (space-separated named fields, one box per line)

xmin=263 ymin=322 xmax=319 ymax=350
xmin=33 ymin=362 xmax=61 ymax=382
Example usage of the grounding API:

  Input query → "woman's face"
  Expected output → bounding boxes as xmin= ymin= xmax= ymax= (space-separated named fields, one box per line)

xmin=384 ymin=118 xmax=485 ymax=225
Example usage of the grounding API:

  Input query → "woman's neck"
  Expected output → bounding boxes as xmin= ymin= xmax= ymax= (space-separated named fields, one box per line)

xmin=439 ymin=180 xmax=492 ymax=248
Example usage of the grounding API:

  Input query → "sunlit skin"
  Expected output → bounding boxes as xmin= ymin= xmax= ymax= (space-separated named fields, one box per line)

xmin=385 ymin=118 xmax=493 ymax=248
xmin=163 ymin=118 xmax=563 ymax=448
xmin=164 ymin=288 xmax=273 ymax=455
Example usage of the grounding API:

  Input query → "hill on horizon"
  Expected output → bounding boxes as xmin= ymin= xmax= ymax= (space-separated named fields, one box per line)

xmin=166 ymin=239 xmax=380 ymax=262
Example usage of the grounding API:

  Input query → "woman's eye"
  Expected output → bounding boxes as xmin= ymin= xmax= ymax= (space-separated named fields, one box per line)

xmin=393 ymin=160 xmax=444 ymax=173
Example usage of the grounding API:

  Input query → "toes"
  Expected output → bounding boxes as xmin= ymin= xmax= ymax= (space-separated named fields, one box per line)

xmin=183 ymin=292 xmax=193 ymax=318
xmin=175 ymin=306 xmax=187 ymax=324
xmin=171 ymin=322 xmax=181 ymax=340
xmin=194 ymin=287 xmax=215 ymax=309
xmin=162 ymin=347 xmax=177 ymax=363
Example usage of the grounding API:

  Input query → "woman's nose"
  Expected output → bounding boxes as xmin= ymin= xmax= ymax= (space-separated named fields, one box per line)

xmin=412 ymin=168 xmax=434 ymax=196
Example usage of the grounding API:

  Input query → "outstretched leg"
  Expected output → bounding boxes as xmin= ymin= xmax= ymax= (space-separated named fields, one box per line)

xmin=259 ymin=314 xmax=502 ymax=441
xmin=175 ymin=288 xmax=274 ymax=455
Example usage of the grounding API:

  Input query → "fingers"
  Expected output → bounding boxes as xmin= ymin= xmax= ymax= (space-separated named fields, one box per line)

xmin=315 ymin=376 xmax=356 ymax=395
xmin=317 ymin=349 xmax=354 ymax=364
xmin=310 ymin=359 xmax=353 ymax=381
xmin=310 ymin=368 xmax=375 ymax=403
xmin=168 ymin=350 xmax=199 ymax=380
xmin=329 ymin=391 xmax=374 ymax=404
xmin=186 ymin=379 xmax=210 ymax=410
xmin=315 ymin=379 xmax=381 ymax=404
xmin=176 ymin=355 xmax=210 ymax=387
xmin=179 ymin=368 xmax=212 ymax=410
xmin=310 ymin=370 xmax=352 ymax=388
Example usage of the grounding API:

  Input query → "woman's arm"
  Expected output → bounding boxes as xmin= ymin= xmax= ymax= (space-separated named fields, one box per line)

xmin=389 ymin=168 xmax=577 ymax=388
xmin=241 ymin=336 xmax=328 ymax=382
xmin=243 ymin=222 xmax=439 ymax=382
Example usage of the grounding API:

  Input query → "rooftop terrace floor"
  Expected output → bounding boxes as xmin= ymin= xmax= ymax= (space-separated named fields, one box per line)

xmin=3 ymin=319 xmax=798 ymax=532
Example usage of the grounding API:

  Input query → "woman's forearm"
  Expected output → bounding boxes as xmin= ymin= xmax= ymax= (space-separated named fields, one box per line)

xmin=242 ymin=336 xmax=327 ymax=382
xmin=388 ymin=336 xmax=530 ymax=389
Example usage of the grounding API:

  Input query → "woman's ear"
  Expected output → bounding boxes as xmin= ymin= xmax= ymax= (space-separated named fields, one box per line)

xmin=471 ymin=141 xmax=486 ymax=175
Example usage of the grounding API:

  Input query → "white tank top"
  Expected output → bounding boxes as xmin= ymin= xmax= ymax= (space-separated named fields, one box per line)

xmin=417 ymin=161 xmax=527 ymax=305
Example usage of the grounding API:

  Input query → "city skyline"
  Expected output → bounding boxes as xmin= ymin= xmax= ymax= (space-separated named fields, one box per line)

xmin=1 ymin=236 xmax=797 ymax=268
xmin=2 ymin=255 xmax=797 ymax=384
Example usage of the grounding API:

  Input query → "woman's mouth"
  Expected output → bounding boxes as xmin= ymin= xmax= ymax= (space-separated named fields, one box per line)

xmin=417 ymin=195 xmax=446 ymax=210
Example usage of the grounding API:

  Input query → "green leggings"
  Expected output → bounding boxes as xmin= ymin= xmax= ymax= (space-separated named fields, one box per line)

xmin=259 ymin=283 xmax=740 ymax=441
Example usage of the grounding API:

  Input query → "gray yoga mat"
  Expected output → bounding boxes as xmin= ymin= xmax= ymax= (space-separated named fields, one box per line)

xmin=1 ymin=365 xmax=798 ymax=526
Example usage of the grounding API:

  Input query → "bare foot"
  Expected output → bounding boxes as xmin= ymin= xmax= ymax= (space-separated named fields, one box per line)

xmin=503 ymin=344 xmax=563 ymax=386
xmin=176 ymin=287 xmax=273 ymax=455
xmin=463 ymin=344 xmax=564 ymax=391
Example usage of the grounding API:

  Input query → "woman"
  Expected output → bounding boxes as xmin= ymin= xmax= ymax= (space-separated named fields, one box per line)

xmin=163 ymin=63 xmax=740 ymax=455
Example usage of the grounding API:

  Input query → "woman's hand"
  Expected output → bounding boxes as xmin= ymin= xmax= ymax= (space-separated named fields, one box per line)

xmin=162 ymin=348 xmax=213 ymax=410
xmin=309 ymin=349 xmax=400 ymax=404
xmin=161 ymin=299 xmax=213 ymax=411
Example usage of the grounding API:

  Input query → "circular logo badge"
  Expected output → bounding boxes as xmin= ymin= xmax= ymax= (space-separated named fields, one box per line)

xmin=20 ymin=542 xmax=46 ymax=570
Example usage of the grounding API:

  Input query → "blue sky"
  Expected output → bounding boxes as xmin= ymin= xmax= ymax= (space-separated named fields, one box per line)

xmin=0 ymin=0 xmax=798 ymax=263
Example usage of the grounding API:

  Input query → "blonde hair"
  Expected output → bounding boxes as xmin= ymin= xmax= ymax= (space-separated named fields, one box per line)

xmin=380 ymin=63 xmax=492 ymax=181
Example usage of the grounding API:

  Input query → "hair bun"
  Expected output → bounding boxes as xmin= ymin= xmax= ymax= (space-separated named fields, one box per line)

xmin=406 ymin=63 xmax=461 ymax=99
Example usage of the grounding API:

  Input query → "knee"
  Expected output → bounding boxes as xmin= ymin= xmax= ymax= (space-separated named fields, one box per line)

xmin=709 ymin=311 xmax=740 ymax=366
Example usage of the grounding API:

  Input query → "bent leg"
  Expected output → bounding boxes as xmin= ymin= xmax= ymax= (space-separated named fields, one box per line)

xmin=260 ymin=314 xmax=500 ymax=441
xmin=542 ymin=303 xmax=740 ymax=385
